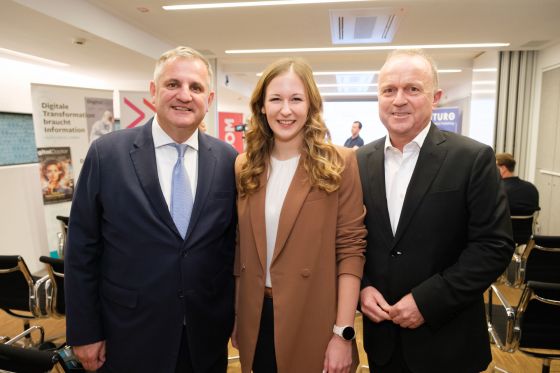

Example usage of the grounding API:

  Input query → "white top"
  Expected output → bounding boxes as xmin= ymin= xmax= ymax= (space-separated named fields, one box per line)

xmin=152 ymin=115 xmax=199 ymax=210
xmin=384 ymin=123 xmax=430 ymax=235
xmin=265 ymin=155 xmax=300 ymax=287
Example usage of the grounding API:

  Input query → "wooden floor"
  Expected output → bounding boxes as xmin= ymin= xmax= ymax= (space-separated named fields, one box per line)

xmin=1 ymin=284 xmax=558 ymax=373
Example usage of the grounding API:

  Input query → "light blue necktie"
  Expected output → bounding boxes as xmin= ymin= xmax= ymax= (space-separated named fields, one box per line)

xmin=170 ymin=143 xmax=193 ymax=238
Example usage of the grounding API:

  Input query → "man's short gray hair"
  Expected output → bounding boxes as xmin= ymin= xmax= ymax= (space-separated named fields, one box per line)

xmin=153 ymin=46 xmax=214 ymax=89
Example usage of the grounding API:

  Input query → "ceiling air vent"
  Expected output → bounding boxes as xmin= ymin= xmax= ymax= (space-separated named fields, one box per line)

xmin=330 ymin=7 xmax=404 ymax=44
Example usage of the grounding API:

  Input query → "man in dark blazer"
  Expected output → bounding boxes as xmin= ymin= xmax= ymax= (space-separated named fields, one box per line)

xmin=65 ymin=46 xmax=237 ymax=372
xmin=356 ymin=49 xmax=514 ymax=373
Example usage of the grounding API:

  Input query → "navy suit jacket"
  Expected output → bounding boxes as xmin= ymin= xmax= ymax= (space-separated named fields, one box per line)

xmin=356 ymin=124 xmax=514 ymax=373
xmin=65 ymin=119 xmax=237 ymax=372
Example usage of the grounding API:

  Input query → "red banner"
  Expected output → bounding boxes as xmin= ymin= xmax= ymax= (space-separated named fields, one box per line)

xmin=218 ymin=112 xmax=244 ymax=153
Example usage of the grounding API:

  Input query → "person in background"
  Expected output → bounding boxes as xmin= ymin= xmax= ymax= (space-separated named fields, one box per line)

xmin=65 ymin=46 xmax=237 ymax=373
xmin=343 ymin=121 xmax=364 ymax=150
xmin=89 ymin=110 xmax=115 ymax=143
xmin=233 ymin=58 xmax=367 ymax=373
xmin=356 ymin=49 xmax=514 ymax=373
xmin=496 ymin=152 xmax=540 ymax=215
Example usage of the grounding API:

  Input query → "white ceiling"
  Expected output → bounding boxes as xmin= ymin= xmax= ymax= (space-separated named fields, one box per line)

xmin=2 ymin=0 xmax=560 ymax=102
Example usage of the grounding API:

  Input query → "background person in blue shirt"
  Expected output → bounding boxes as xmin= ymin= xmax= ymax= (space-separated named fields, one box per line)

xmin=344 ymin=121 xmax=364 ymax=150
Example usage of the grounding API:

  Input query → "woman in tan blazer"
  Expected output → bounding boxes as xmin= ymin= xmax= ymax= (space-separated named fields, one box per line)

xmin=233 ymin=58 xmax=367 ymax=373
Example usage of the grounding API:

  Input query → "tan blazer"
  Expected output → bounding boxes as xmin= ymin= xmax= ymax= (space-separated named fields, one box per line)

xmin=234 ymin=146 xmax=367 ymax=373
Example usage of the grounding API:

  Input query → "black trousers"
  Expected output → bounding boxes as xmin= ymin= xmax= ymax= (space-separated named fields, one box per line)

xmin=175 ymin=326 xmax=227 ymax=373
xmin=368 ymin=333 xmax=413 ymax=373
xmin=252 ymin=297 xmax=278 ymax=373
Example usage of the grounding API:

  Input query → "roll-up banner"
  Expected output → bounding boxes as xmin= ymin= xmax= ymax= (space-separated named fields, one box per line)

xmin=432 ymin=107 xmax=462 ymax=134
xmin=218 ymin=112 xmax=244 ymax=153
xmin=31 ymin=84 xmax=114 ymax=255
xmin=119 ymin=90 xmax=154 ymax=129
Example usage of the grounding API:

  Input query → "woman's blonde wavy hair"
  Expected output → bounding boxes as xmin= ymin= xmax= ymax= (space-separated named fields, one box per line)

xmin=238 ymin=58 xmax=344 ymax=197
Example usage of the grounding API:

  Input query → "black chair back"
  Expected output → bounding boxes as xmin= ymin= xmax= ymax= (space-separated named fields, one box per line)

xmin=511 ymin=213 xmax=536 ymax=245
xmin=524 ymin=235 xmax=560 ymax=284
xmin=518 ymin=281 xmax=560 ymax=351
xmin=0 ymin=256 xmax=35 ymax=315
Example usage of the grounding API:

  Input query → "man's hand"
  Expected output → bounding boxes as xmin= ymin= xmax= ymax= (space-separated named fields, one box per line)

xmin=231 ymin=317 xmax=238 ymax=349
xmin=360 ymin=286 xmax=392 ymax=323
xmin=73 ymin=340 xmax=106 ymax=372
xmin=322 ymin=335 xmax=352 ymax=373
xmin=388 ymin=293 xmax=424 ymax=329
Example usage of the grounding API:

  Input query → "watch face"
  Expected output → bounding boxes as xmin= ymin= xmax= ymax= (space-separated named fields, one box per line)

xmin=342 ymin=327 xmax=355 ymax=340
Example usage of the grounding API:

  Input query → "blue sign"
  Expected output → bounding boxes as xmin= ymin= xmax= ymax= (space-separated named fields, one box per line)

xmin=432 ymin=107 xmax=462 ymax=134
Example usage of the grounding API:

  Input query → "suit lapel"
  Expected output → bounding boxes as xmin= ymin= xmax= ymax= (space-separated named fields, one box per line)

xmin=249 ymin=165 xmax=268 ymax=273
xmin=129 ymin=120 xmax=179 ymax=237
xmin=184 ymin=132 xmax=216 ymax=242
xmin=393 ymin=124 xmax=447 ymax=245
xmin=367 ymin=138 xmax=394 ymax=244
xmin=271 ymin=157 xmax=311 ymax=265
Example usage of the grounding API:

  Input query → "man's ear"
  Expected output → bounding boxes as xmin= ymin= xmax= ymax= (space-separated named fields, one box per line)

xmin=206 ymin=90 xmax=215 ymax=109
xmin=149 ymin=81 xmax=157 ymax=104
xmin=432 ymin=89 xmax=443 ymax=107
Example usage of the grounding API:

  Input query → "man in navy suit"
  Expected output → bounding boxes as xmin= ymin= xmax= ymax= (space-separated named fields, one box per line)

xmin=356 ymin=49 xmax=514 ymax=372
xmin=65 ymin=46 xmax=237 ymax=372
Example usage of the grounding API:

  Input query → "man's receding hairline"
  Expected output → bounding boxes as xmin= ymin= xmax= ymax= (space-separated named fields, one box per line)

xmin=379 ymin=54 xmax=437 ymax=93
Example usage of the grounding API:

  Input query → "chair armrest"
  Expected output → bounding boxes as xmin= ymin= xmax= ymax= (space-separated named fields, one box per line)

xmin=32 ymin=275 xmax=52 ymax=317
xmin=503 ymin=253 xmax=525 ymax=288
xmin=5 ymin=325 xmax=45 ymax=346
xmin=487 ymin=284 xmax=517 ymax=352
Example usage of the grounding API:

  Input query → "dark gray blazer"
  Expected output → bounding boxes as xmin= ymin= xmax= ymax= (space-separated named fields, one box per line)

xmin=357 ymin=124 xmax=513 ymax=373
xmin=65 ymin=119 xmax=237 ymax=372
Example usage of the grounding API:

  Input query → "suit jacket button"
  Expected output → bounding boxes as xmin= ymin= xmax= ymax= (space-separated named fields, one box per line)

xmin=181 ymin=250 xmax=187 ymax=257
xmin=301 ymin=268 xmax=311 ymax=278
xmin=390 ymin=250 xmax=403 ymax=257
xmin=177 ymin=290 xmax=184 ymax=298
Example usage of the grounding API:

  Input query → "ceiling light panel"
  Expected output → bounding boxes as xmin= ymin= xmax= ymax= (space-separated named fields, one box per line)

xmin=335 ymin=72 xmax=375 ymax=93
xmin=164 ymin=0 xmax=372 ymax=11
xmin=226 ymin=43 xmax=510 ymax=54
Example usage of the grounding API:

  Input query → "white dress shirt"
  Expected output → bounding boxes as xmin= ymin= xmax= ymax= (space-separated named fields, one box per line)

xmin=265 ymin=155 xmax=300 ymax=287
xmin=384 ymin=123 xmax=431 ymax=235
xmin=152 ymin=115 xmax=199 ymax=210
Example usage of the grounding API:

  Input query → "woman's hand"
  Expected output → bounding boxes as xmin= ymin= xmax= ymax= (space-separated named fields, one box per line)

xmin=322 ymin=334 xmax=352 ymax=373
xmin=231 ymin=317 xmax=239 ymax=349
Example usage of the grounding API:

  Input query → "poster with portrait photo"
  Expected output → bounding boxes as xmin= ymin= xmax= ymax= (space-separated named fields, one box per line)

xmin=85 ymin=97 xmax=115 ymax=144
xmin=38 ymin=147 xmax=74 ymax=204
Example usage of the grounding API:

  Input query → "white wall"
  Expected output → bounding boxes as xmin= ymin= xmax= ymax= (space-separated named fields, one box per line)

xmin=0 ymin=164 xmax=49 ymax=273
xmin=468 ymin=51 xmax=499 ymax=146
xmin=528 ymin=42 xmax=560 ymax=181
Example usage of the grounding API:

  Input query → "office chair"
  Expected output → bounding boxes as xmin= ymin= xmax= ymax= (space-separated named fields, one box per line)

xmin=510 ymin=210 xmax=539 ymax=247
xmin=0 ymin=255 xmax=50 ymax=345
xmin=502 ymin=234 xmax=560 ymax=288
xmin=39 ymin=256 xmax=65 ymax=318
xmin=487 ymin=281 xmax=560 ymax=373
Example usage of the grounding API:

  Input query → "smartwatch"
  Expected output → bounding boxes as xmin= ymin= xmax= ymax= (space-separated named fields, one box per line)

xmin=333 ymin=324 xmax=355 ymax=341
